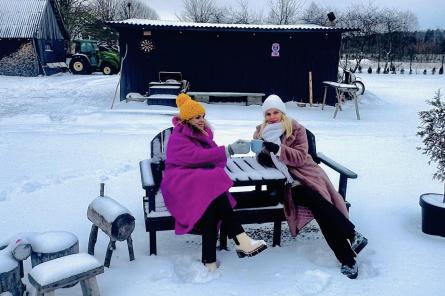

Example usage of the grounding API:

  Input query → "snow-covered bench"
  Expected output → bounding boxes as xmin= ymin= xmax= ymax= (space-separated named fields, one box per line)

xmin=188 ymin=92 xmax=265 ymax=105
xmin=28 ymin=253 xmax=103 ymax=296
xmin=139 ymin=128 xmax=358 ymax=255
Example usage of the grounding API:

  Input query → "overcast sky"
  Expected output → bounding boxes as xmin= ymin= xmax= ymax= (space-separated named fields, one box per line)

xmin=143 ymin=0 xmax=445 ymax=30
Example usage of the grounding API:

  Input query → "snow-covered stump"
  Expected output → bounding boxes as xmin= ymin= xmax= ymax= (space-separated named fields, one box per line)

xmin=30 ymin=231 xmax=79 ymax=268
xmin=0 ymin=252 xmax=26 ymax=296
xmin=87 ymin=184 xmax=135 ymax=268
xmin=28 ymin=253 xmax=104 ymax=296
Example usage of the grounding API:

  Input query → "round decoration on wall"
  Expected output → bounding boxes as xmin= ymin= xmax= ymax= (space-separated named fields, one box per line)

xmin=140 ymin=39 xmax=155 ymax=53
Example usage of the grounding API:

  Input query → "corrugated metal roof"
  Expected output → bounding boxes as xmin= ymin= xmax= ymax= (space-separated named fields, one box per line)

xmin=108 ymin=19 xmax=355 ymax=33
xmin=0 ymin=0 xmax=47 ymax=38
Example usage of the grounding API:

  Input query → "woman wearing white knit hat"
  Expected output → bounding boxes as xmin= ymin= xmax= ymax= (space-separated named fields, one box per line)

xmin=252 ymin=94 xmax=368 ymax=279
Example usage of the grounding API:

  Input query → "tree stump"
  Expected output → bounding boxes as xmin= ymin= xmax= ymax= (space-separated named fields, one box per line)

xmin=0 ymin=254 xmax=26 ymax=296
xmin=30 ymin=231 xmax=79 ymax=267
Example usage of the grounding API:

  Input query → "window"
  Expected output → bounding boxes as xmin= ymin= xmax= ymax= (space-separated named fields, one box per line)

xmin=45 ymin=43 xmax=53 ymax=51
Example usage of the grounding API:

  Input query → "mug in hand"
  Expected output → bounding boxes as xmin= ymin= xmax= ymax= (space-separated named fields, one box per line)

xmin=250 ymin=139 xmax=264 ymax=153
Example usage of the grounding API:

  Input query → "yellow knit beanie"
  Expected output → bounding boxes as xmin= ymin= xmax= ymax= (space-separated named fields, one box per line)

xmin=176 ymin=93 xmax=206 ymax=121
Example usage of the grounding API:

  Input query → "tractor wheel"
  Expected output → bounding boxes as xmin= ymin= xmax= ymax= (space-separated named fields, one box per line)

xmin=101 ymin=63 xmax=115 ymax=75
xmin=69 ymin=58 xmax=90 ymax=75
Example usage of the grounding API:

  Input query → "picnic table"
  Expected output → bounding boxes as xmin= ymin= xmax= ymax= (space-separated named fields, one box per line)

xmin=321 ymin=81 xmax=361 ymax=120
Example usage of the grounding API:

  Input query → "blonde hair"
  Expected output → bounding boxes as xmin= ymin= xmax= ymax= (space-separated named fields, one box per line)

xmin=259 ymin=113 xmax=293 ymax=139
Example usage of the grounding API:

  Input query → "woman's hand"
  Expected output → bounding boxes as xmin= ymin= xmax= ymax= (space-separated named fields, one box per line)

xmin=263 ymin=141 xmax=280 ymax=154
xmin=228 ymin=139 xmax=251 ymax=155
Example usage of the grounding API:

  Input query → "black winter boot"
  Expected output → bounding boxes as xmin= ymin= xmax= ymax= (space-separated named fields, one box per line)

xmin=350 ymin=231 xmax=368 ymax=255
xmin=341 ymin=262 xmax=358 ymax=279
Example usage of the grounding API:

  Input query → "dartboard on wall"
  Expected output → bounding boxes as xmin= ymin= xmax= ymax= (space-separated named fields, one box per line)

xmin=140 ymin=39 xmax=155 ymax=53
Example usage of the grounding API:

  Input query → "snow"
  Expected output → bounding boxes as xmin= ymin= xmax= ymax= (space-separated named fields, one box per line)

xmin=29 ymin=231 xmax=78 ymax=254
xmin=421 ymin=193 xmax=445 ymax=208
xmin=108 ymin=19 xmax=342 ymax=31
xmin=28 ymin=253 xmax=102 ymax=286
xmin=89 ymin=195 xmax=132 ymax=222
xmin=0 ymin=249 xmax=18 ymax=273
xmin=0 ymin=72 xmax=445 ymax=295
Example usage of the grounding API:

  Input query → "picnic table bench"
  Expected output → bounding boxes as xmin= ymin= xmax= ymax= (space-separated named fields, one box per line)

xmin=139 ymin=128 xmax=358 ymax=255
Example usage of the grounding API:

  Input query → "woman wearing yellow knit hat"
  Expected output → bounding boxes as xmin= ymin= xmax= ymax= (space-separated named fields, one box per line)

xmin=160 ymin=93 xmax=267 ymax=272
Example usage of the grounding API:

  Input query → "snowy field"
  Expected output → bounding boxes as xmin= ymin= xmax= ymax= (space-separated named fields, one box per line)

xmin=0 ymin=73 xmax=444 ymax=295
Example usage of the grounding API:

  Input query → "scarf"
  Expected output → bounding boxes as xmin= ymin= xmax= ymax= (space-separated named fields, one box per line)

xmin=261 ymin=123 xmax=294 ymax=184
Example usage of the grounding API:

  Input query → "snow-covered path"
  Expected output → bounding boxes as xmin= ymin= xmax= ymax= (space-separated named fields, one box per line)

xmin=0 ymin=73 xmax=444 ymax=295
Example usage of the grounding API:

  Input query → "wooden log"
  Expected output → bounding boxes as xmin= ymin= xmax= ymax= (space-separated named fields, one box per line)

xmin=0 ymin=261 xmax=26 ymax=296
xmin=11 ymin=239 xmax=32 ymax=261
xmin=87 ymin=196 xmax=135 ymax=241
xmin=31 ymin=231 xmax=79 ymax=267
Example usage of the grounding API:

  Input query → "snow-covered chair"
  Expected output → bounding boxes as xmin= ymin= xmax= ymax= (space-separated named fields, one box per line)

xmin=139 ymin=128 xmax=358 ymax=255
xmin=28 ymin=253 xmax=103 ymax=296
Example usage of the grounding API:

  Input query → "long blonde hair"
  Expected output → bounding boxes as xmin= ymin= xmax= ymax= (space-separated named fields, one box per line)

xmin=259 ymin=113 xmax=293 ymax=139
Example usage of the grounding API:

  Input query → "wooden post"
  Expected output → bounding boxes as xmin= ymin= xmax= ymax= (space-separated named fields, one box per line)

xmin=127 ymin=237 xmax=135 ymax=261
xmin=88 ymin=224 xmax=99 ymax=255
xmin=104 ymin=240 xmax=116 ymax=268
xmin=308 ymin=71 xmax=313 ymax=106
xmin=80 ymin=277 xmax=100 ymax=296
xmin=100 ymin=183 xmax=104 ymax=197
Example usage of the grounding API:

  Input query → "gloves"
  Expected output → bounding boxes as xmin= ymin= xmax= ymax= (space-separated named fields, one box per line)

xmin=257 ymin=152 xmax=274 ymax=167
xmin=263 ymin=141 xmax=280 ymax=154
xmin=228 ymin=139 xmax=251 ymax=155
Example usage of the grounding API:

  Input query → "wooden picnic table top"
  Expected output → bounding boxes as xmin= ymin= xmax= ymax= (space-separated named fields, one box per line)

xmin=226 ymin=156 xmax=286 ymax=186
xmin=322 ymin=81 xmax=359 ymax=91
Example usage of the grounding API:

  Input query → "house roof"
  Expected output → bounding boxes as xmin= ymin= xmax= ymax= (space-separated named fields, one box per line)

xmin=0 ymin=0 xmax=69 ymax=39
xmin=107 ymin=19 xmax=356 ymax=33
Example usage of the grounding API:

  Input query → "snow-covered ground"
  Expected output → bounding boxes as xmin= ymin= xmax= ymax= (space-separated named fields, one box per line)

xmin=0 ymin=73 xmax=444 ymax=295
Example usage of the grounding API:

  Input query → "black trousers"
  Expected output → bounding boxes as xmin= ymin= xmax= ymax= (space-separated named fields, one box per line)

xmin=292 ymin=185 xmax=356 ymax=266
xmin=198 ymin=194 xmax=244 ymax=263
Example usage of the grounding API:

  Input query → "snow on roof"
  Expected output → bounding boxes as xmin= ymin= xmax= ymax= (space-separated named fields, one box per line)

xmin=108 ymin=19 xmax=354 ymax=33
xmin=0 ymin=0 xmax=47 ymax=38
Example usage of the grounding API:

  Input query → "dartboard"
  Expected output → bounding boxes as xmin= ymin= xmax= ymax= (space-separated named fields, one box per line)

xmin=140 ymin=39 xmax=154 ymax=53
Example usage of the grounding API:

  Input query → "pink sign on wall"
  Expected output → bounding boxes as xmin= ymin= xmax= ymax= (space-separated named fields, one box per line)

xmin=271 ymin=43 xmax=280 ymax=57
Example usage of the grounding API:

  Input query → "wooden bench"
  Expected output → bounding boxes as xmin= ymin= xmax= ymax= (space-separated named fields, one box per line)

xmin=188 ymin=92 xmax=265 ymax=106
xmin=28 ymin=253 xmax=104 ymax=296
xmin=139 ymin=128 xmax=358 ymax=255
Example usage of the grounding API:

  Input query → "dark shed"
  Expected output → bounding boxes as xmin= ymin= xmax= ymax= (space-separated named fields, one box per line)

xmin=108 ymin=19 xmax=353 ymax=105
xmin=0 ymin=0 xmax=69 ymax=76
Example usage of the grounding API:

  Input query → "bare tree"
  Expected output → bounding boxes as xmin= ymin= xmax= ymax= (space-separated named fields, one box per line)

xmin=267 ymin=0 xmax=306 ymax=25
xmin=116 ymin=0 xmax=159 ymax=20
xmin=210 ymin=5 xmax=231 ymax=23
xmin=178 ymin=0 xmax=216 ymax=23
xmin=94 ymin=0 xmax=120 ymax=22
xmin=228 ymin=0 xmax=265 ymax=24
xmin=339 ymin=3 xmax=381 ymax=72
xmin=300 ymin=2 xmax=330 ymax=26
xmin=378 ymin=8 xmax=418 ymax=71
xmin=58 ymin=0 xmax=95 ymax=39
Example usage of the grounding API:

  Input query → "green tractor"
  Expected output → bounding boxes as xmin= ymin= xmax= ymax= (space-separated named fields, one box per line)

xmin=68 ymin=40 xmax=120 ymax=75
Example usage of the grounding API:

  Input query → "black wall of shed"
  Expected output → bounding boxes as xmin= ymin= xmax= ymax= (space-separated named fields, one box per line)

xmin=119 ymin=28 xmax=341 ymax=105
